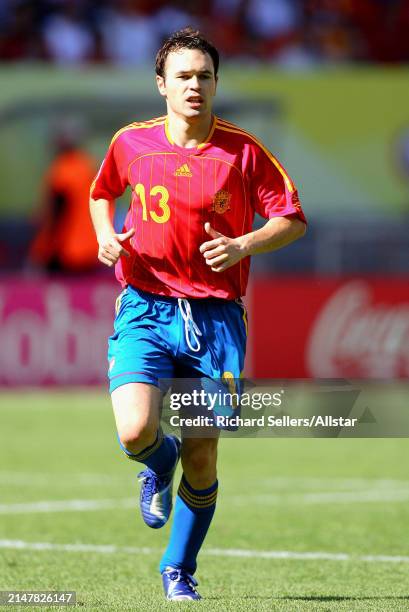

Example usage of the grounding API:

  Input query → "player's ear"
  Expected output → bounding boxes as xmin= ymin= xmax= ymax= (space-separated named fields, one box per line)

xmin=213 ymin=74 xmax=218 ymax=95
xmin=156 ymin=74 xmax=166 ymax=97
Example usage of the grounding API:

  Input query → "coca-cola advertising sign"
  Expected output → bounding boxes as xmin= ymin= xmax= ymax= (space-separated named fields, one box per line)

xmin=0 ymin=278 xmax=118 ymax=386
xmin=251 ymin=278 xmax=409 ymax=379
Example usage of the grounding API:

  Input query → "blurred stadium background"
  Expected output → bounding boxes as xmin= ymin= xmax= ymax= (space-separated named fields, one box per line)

xmin=1 ymin=1 xmax=409 ymax=608
xmin=1 ymin=0 xmax=409 ymax=384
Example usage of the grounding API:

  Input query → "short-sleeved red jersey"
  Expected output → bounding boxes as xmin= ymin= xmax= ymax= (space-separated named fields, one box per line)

xmin=91 ymin=115 xmax=306 ymax=299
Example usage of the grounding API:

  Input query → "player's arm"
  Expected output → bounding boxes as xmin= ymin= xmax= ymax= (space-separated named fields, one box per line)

xmin=238 ymin=215 xmax=306 ymax=256
xmin=89 ymin=129 xmax=133 ymax=267
xmin=199 ymin=217 xmax=305 ymax=273
xmin=89 ymin=196 xmax=134 ymax=267
xmin=201 ymin=138 xmax=307 ymax=272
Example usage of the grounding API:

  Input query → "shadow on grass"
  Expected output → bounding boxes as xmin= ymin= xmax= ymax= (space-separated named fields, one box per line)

xmin=278 ymin=596 xmax=409 ymax=602
xmin=202 ymin=595 xmax=409 ymax=603
xmin=205 ymin=595 xmax=409 ymax=602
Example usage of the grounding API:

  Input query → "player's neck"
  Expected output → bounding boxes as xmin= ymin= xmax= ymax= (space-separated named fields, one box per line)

xmin=166 ymin=112 xmax=213 ymax=148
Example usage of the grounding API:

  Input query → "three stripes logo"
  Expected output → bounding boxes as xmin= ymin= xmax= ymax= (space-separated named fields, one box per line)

xmin=174 ymin=163 xmax=192 ymax=177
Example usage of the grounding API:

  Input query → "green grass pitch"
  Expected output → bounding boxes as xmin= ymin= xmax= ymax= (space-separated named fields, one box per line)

xmin=0 ymin=390 xmax=408 ymax=611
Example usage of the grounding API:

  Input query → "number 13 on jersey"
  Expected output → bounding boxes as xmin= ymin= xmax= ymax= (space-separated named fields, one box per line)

xmin=134 ymin=183 xmax=170 ymax=224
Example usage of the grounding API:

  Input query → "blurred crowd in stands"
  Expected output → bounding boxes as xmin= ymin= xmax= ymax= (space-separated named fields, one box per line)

xmin=0 ymin=0 xmax=408 ymax=68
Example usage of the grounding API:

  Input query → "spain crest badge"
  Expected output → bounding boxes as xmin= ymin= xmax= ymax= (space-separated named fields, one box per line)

xmin=211 ymin=189 xmax=231 ymax=214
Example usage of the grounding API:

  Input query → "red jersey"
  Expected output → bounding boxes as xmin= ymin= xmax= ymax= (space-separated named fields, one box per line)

xmin=91 ymin=115 xmax=306 ymax=299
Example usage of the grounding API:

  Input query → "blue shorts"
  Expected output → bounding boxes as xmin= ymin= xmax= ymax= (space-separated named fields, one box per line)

xmin=108 ymin=285 xmax=247 ymax=395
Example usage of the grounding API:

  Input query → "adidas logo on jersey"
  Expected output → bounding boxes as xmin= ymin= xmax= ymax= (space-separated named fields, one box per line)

xmin=174 ymin=163 xmax=192 ymax=177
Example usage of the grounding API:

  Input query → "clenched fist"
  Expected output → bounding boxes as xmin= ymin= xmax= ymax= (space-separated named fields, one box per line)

xmin=97 ymin=228 xmax=135 ymax=267
xmin=199 ymin=222 xmax=245 ymax=272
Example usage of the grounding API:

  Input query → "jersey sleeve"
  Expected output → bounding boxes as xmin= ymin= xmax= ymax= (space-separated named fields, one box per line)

xmin=90 ymin=134 xmax=128 ymax=200
xmin=250 ymin=143 xmax=306 ymax=223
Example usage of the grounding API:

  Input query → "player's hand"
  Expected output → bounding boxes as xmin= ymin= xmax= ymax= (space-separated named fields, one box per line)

xmin=97 ymin=228 xmax=135 ymax=267
xmin=199 ymin=223 xmax=245 ymax=272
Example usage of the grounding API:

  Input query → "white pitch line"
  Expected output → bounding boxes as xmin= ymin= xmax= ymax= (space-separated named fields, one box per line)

xmin=257 ymin=476 xmax=409 ymax=490
xmin=2 ymin=488 xmax=409 ymax=515
xmin=1 ymin=473 xmax=409 ymax=490
xmin=0 ymin=540 xmax=408 ymax=564
xmin=0 ymin=472 xmax=133 ymax=487
xmin=230 ymin=489 xmax=409 ymax=505
xmin=295 ymin=490 xmax=409 ymax=503
xmin=0 ymin=498 xmax=136 ymax=515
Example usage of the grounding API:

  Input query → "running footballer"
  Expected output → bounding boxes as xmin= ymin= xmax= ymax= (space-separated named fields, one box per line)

xmin=90 ymin=27 xmax=306 ymax=601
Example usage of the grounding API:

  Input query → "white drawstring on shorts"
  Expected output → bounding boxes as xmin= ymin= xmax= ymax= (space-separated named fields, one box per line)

xmin=178 ymin=298 xmax=202 ymax=353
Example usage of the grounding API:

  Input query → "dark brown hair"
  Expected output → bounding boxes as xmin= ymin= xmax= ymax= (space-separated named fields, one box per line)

xmin=155 ymin=27 xmax=219 ymax=78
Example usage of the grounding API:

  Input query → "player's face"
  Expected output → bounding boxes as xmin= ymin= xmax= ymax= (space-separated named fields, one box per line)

xmin=156 ymin=48 xmax=217 ymax=120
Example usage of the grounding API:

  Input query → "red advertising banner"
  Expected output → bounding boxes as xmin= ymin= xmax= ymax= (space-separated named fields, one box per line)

xmin=1 ymin=276 xmax=408 ymax=386
xmin=0 ymin=278 xmax=118 ymax=386
xmin=250 ymin=278 xmax=409 ymax=379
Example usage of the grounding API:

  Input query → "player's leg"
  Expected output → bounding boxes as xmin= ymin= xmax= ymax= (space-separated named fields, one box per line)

xmin=112 ymin=382 xmax=160 ymax=453
xmin=111 ymin=382 xmax=180 ymax=530
xmin=160 ymin=435 xmax=219 ymax=583
xmin=160 ymin=298 xmax=246 ymax=600
xmin=108 ymin=287 xmax=181 ymax=528
xmin=180 ymin=435 xmax=218 ymax=489
xmin=112 ymin=382 xmax=178 ymax=471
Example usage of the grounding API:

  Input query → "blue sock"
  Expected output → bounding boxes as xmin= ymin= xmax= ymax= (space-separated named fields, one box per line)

xmin=118 ymin=429 xmax=178 ymax=475
xmin=159 ymin=474 xmax=218 ymax=575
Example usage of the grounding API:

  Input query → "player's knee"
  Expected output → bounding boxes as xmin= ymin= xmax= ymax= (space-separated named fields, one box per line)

xmin=118 ymin=422 xmax=158 ymax=454
xmin=182 ymin=442 xmax=217 ymax=477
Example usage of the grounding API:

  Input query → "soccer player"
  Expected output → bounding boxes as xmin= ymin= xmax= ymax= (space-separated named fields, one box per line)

xmin=89 ymin=27 xmax=306 ymax=601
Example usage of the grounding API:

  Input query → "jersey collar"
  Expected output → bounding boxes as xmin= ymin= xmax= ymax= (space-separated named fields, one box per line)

xmin=164 ymin=115 xmax=217 ymax=151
